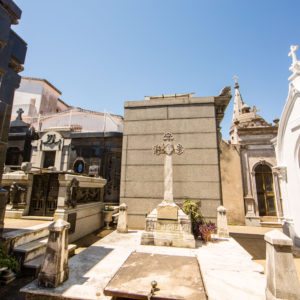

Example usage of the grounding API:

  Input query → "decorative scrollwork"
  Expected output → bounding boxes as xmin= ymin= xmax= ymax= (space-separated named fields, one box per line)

xmin=65 ymin=178 xmax=79 ymax=208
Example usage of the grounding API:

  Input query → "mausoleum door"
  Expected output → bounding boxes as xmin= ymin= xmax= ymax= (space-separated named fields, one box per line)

xmin=29 ymin=174 xmax=59 ymax=216
xmin=255 ymin=164 xmax=276 ymax=216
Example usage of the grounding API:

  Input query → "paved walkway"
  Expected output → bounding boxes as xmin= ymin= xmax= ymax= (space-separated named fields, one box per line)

xmin=21 ymin=230 xmax=266 ymax=300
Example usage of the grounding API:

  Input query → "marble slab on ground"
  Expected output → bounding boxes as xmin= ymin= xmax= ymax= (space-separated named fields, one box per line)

xmin=21 ymin=231 xmax=266 ymax=300
xmin=104 ymin=252 xmax=206 ymax=299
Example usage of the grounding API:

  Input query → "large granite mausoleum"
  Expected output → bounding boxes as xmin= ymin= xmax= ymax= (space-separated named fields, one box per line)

xmin=120 ymin=90 xmax=231 ymax=228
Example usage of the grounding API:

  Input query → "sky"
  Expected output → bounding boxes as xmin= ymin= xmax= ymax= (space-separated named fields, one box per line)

xmin=13 ymin=0 xmax=300 ymax=139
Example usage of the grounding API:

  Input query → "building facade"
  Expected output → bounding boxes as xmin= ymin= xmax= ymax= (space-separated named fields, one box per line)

xmin=274 ymin=45 xmax=300 ymax=246
xmin=30 ymin=108 xmax=123 ymax=204
xmin=0 ymin=0 xmax=27 ymax=182
xmin=120 ymin=90 xmax=231 ymax=228
xmin=221 ymin=79 xmax=281 ymax=226
xmin=11 ymin=77 xmax=66 ymax=124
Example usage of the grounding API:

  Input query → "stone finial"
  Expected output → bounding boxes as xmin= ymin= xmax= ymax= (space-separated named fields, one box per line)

xmin=288 ymin=45 xmax=299 ymax=65
xmin=38 ymin=219 xmax=70 ymax=288
xmin=117 ymin=203 xmax=128 ymax=233
xmin=217 ymin=205 xmax=229 ymax=238
xmin=265 ymin=230 xmax=300 ymax=299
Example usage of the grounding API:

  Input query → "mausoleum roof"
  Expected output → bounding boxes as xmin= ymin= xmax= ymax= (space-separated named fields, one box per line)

xmin=31 ymin=107 xmax=123 ymax=133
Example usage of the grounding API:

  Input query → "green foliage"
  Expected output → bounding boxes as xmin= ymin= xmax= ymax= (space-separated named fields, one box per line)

xmin=0 ymin=247 xmax=19 ymax=272
xmin=182 ymin=199 xmax=203 ymax=224
xmin=182 ymin=199 xmax=204 ymax=237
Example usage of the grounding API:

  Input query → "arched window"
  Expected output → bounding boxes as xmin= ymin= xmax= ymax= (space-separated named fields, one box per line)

xmin=255 ymin=164 xmax=276 ymax=216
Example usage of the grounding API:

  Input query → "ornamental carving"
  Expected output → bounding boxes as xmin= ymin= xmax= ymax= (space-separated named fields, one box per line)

xmin=65 ymin=178 xmax=79 ymax=208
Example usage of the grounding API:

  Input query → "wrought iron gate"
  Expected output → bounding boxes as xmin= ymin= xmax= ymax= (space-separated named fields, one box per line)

xmin=29 ymin=173 xmax=59 ymax=216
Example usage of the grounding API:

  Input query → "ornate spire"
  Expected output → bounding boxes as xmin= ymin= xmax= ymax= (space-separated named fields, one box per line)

xmin=232 ymin=75 xmax=245 ymax=122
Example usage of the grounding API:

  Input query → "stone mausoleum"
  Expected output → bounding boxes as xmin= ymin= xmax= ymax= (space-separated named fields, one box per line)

xmin=220 ymin=78 xmax=281 ymax=226
xmin=120 ymin=90 xmax=231 ymax=228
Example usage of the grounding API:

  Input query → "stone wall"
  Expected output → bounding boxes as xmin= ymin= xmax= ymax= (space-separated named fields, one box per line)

xmin=220 ymin=140 xmax=245 ymax=225
xmin=121 ymin=94 xmax=230 ymax=228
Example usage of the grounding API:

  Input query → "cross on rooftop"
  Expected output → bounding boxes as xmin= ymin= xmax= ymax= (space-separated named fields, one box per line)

xmin=16 ymin=108 xmax=24 ymax=120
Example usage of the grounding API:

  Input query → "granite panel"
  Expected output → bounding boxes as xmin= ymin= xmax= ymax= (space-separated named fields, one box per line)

xmin=124 ymin=118 xmax=216 ymax=135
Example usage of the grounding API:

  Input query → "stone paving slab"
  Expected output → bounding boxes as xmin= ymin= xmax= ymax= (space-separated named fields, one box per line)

xmin=21 ymin=231 xmax=266 ymax=300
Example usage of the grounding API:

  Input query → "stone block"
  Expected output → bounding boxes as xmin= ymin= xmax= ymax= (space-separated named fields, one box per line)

xmin=124 ymin=107 xmax=167 ymax=121
xmin=126 ymin=132 xmax=217 ymax=150
xmin=157 ymin=203 xmax=178 ymax=220
xmin=38 ymin=219 xmax=70 ymax=288
xmin=117 ymin=203 xmax=128 ymax=233
xmin=126 ymin=149 xmax=219 ymax=165
xmin=125 ymin=165 xmax=220 ymax=182
xmin=124 ymin=181 xmax=220 ymax=199
xmin=168 ymin=105 xmax=215 ymax=119
xmin=124 ymin=118 xmax=216 ymax=135
xmin=265 ymin=230 xmax=300 ymax=299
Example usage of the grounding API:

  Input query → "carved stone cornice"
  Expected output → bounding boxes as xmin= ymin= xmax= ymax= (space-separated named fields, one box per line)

xmin=272 ymin=166 xmax=287 ymax=181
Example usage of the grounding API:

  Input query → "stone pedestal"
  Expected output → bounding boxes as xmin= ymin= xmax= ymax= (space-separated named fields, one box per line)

xmin=265 ymin=230 xmax=300 ymax=300
xmin=0 ymin=188 xmax=8 ymax=236
xmin=217 ymin=206 xmax=229 ymax=238
xmin=245 ymin=196 xmax=260 ymax=226
xmin=141 ymin=203 xmax=195 ymax=248
xmin=38 ymin=219 xmax=70 ymax=288
xmin=117 ymin=203 xmax=128 ymax=233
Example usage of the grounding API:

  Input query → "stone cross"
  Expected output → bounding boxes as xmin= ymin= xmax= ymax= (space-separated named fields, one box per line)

xmin=153 ymin=133 xmax=183 ymax=203
xmin=288 ymin=45 xmax=299 ymax=65
xmin=16 ymin=108 xmax=24 ymax=120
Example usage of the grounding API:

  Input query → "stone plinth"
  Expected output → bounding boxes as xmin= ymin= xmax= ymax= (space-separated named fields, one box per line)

xmin=265 ymin=230 xmax=300 ymax=300
xmin=38 ymin=219 xmax=70 ymax=288
xmin=117 ymin=203 xmax=128 ymax=233
xmin=0 ymin=188 xmax=8 ymax=235
xmin=2 ymin=171 xmax=33 ymax=218
xmin=54 ymin=173 xmax=107 ymax=242
xmin=141 ymin=204 xmax=195 ymax=248
xmin=217 ymin=205 xmax=229 ymax=238
xmin=157 ymin=201 xmax=178 ymax=220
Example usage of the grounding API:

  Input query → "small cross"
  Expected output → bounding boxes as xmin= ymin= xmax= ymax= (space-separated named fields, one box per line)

xmin=16 ymin=108 xmax=24 ymax=120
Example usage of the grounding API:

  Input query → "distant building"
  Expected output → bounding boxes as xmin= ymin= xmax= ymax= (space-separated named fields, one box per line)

xmin=274 ymin=45 xmax=300 ymax=246
xmin=30 ymin=107 xmax=123 ymax=203
xmin=221 ymin=79 xmax=281 ymax=226
xmin=5 ymin=108 xmax=37 ymax=166
xmin=0 ymin=0 xmax=27 ymax=182
xmin=11 ymin=77 xmax=68 ymax=124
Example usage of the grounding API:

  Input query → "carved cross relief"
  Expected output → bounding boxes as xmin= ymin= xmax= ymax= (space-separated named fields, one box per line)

xmin=153 ymin=133 xmax=184 ymax=203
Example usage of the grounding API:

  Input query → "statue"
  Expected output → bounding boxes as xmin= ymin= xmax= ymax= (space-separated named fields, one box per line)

xmin=65 ymin=178 xmax=79 ymax=208
xmin=9 ymin=182 xmax=26 ymax=209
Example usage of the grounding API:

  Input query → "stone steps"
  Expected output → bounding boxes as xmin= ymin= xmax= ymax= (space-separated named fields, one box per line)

xmin=14 ymin=237 xmax=48 ymax=263
xmin=23 ymin=244 xmax=77 ymax=275
xmin=260 ymin=216 xmax=283 ymax=228
xmin=2 ymin=222 xmax=50 ymax=249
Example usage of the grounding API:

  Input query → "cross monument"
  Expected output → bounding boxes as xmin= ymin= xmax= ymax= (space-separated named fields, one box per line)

xmin=153 ymin=133 xmax=183 ymax=203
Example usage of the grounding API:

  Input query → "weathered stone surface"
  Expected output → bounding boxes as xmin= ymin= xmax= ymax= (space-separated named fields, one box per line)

xmin=117 ymin=203 xmax=128 ymax=233
xmin=265 ymin=230 xmax=300 ymax=299
xmin=127 ymin=132 xmax=217 ymax=150
xmin=217 ymin=206 xmax=229 ymax=238
xmin=121 ymin=93 xmax=230 ymax=228
xmin=124 ymin=118 xmax=216 ymax=135
xmin=38 ymin=219 xmax=70 ymax=288
xmin=157 ymin=202 xmax=178 ymax=220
